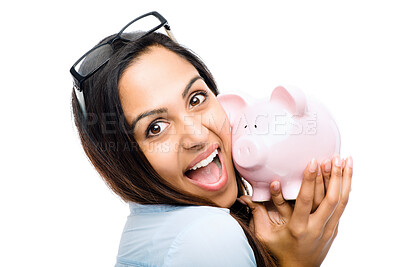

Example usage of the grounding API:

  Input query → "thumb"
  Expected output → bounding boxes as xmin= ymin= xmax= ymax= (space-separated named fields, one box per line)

xmin=238 ymin=195 xmax=272 ymax=233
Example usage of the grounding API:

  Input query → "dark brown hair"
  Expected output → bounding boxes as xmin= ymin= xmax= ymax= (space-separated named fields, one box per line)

xmin=71 ymin=32 xmax=277 ymax=266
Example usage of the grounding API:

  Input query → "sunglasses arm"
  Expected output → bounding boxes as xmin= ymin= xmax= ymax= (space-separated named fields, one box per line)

xmin=74 ymin=86 xmax=88 ymax=120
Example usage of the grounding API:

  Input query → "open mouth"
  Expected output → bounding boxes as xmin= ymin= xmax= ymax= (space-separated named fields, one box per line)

xmin=185 ymin=148 xmax=222 ymax=184
xmin=184 ymin=147 xmax=227 ymax=191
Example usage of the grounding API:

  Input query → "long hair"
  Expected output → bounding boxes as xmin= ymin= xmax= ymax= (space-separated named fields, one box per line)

xmin=71 ymin=32 xmax=277 ymax=266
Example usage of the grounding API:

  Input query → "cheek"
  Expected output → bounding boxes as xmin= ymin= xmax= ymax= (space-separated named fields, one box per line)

xmin=213 ymin=106 xmax=232 ymax=147
xmin=141 ymin=143 xmax=179 ymax=178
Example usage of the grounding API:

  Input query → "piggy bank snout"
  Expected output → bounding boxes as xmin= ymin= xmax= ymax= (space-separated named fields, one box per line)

xmin=232 ymin=137 xmax=266 ymax=169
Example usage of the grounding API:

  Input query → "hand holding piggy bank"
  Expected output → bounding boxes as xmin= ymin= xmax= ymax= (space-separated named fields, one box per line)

xmin=217 ymin=85 xmax=340 ymax=201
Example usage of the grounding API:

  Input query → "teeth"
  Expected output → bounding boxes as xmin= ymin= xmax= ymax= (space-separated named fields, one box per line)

xmin=189 ymin=149 xmax=218 ymax=171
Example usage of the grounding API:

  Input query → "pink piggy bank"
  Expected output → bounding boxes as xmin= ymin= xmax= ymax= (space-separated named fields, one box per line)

xmin=217 ymin=85 xmax=340 ymax=201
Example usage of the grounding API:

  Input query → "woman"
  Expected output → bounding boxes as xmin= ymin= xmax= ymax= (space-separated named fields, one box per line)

xmin=70 ymin=11 xmax=353 ymax=266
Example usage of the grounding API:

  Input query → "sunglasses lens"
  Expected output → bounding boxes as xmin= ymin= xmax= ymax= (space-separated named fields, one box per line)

xmin=75 ymin=44 xmax=113 ymax=76
xmin=121 ymin=14 xmax=164 ymax=41
xmin=71 ymin=13 xmax=171 ymax=84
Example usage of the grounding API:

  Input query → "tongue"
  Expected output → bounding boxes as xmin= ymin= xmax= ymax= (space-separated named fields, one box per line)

xmin=186 ymin=161 xmax=220 ymax=184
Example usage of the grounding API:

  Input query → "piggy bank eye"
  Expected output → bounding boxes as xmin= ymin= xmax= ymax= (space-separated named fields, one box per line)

xmin=244 ymin=125 xmax=247 ymax=128
xmin=254 ymin=125 xmax=257 ymax=128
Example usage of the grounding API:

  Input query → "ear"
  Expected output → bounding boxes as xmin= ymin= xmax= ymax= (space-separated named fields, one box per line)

xmin=270 ymin=85 xmax=307 ymax=116
xmin=217 ymin=93 xmax=247 ymax=127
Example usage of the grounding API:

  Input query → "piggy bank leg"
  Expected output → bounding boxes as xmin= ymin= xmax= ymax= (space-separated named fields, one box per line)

xmin=281 ymin=180 xmax=302 ymax=200
xmin=251 ymin=182 xmax=271 ymax=202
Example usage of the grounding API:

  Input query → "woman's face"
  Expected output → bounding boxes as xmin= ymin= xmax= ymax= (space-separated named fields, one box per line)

xmin=119 ymin=46 xmax=238 ymax=208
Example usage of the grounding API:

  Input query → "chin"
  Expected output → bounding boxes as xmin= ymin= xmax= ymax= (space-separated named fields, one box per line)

xmin=214 ymin=173 xmax=238 ymax=208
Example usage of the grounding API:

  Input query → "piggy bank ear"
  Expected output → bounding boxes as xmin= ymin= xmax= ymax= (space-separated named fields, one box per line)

xmin=270 ymin=85 xmax=307 ymax=116
xmin=217 ymin=94 xmax=247 ymax=127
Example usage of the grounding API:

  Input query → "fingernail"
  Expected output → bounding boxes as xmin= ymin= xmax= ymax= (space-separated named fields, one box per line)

xmin=324 ymin=159 xmax=331 ymax=172
xmin=309 ymin=158 xmax=317 ymax=173
xmin=347 ymin=156 xmax=353 ymax=168
xmin=272 ymin=181 xmax=280 ymax=192
xmin=334 ymin=156 xmax=342 ymax=167
xmin=237 ymin=198 xmax=247 ymax=205
xmin=317 ymin=165 xmax=321 ymax=176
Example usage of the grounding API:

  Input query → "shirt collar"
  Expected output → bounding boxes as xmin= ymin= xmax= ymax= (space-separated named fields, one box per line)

xmin=129 ymin=202 xmax=183 ymax=214
xmin=129 ymin=202 xmax=230 ymax=214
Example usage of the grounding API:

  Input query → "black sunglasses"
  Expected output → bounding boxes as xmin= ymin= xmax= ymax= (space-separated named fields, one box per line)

xmin=70 ymin=11 xmax=176 ymax=119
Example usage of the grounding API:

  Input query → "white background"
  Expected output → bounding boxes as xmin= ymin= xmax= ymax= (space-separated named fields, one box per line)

xmin=1 ymin=1 xmax=399 ymax=266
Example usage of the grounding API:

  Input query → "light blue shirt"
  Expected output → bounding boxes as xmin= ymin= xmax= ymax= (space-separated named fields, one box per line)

xmin=115 ymin=202 xmax=257 ymax=267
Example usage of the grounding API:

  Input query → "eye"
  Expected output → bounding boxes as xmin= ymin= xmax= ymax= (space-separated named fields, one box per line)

xmin=146 ymin=121 xmax=169 ymax=137
xmin=189 ymin=91 xmax=207 ymax=108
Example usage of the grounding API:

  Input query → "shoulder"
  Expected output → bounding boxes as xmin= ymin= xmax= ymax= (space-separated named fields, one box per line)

xmin=116 ymin=205 xmax=256 ymax=267
xmin=163 ymin=206 xmax=256 ymax=267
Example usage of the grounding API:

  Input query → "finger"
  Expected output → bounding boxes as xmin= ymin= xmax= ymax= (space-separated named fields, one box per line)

xmin=270 ymin=181 xmax=293 ymax=219
xmin=290 ymin=158 xmax=318 ymax=228
xmin=312 ymin=155 xmax=343 ymax=223
xmin=239 ymin=195 xmax=271 ymax=232
xmin=321 ymin=156 xmax=353 ymax=234
xmin=321 ymin=158 xmax=332 ymax=191
xmin=313 ymin=164 xmax=325 ymax=212
xmin=316 ymin=222 xmax=339 ymax=266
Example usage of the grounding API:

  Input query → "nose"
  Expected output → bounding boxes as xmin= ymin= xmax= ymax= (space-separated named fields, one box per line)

xmin=232 ymin=137 xmax=267 ymax=169
xmin=180 ymin=114 xmax=210 ymax=150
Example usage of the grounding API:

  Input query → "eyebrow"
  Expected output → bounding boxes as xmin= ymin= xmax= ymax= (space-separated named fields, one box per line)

xmin=182 ymin=76 xmax=203 ymax=99
xmin=130 ymin=75 xmax=204 ymax=132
